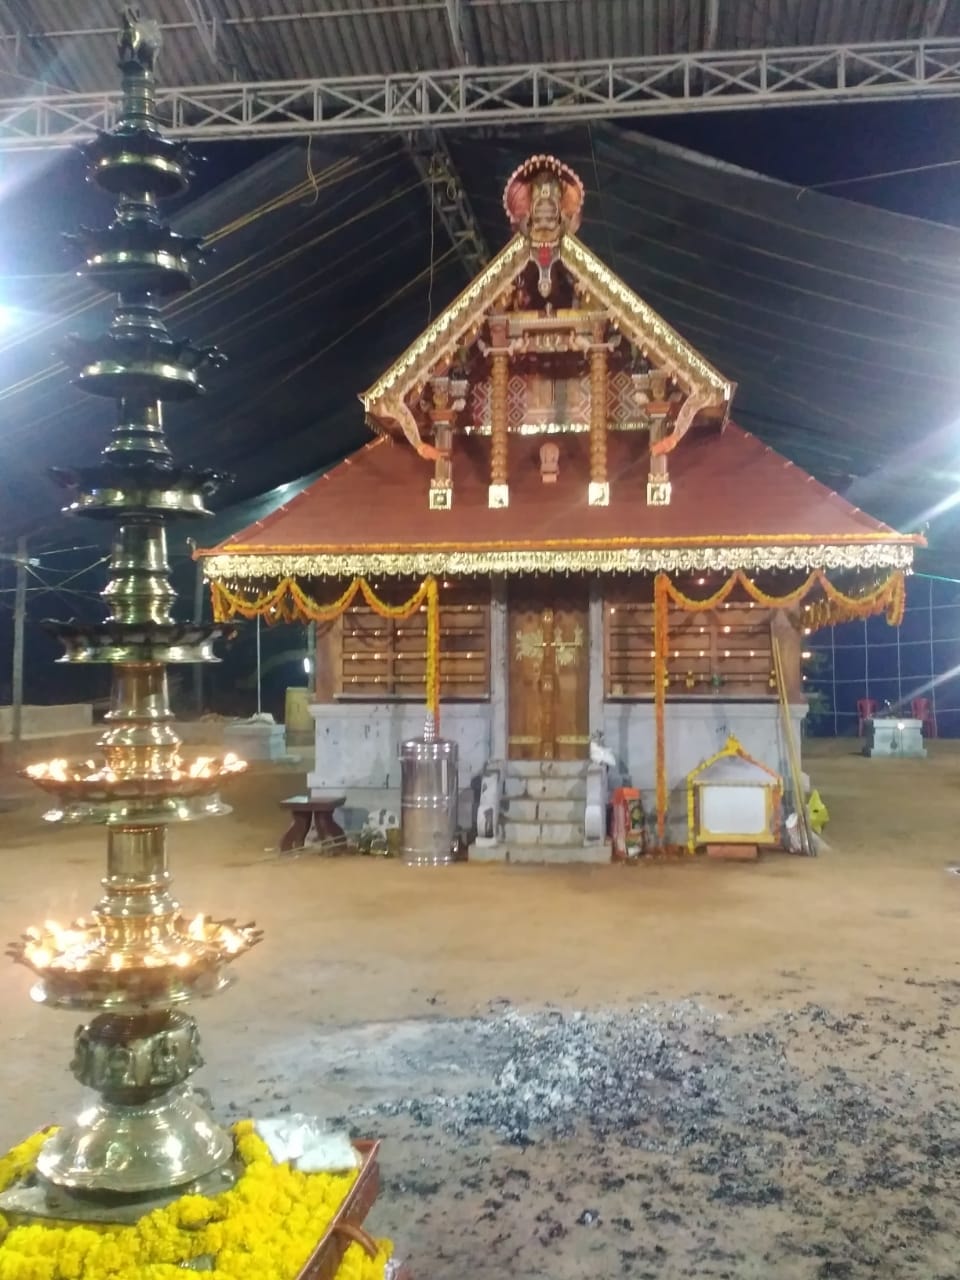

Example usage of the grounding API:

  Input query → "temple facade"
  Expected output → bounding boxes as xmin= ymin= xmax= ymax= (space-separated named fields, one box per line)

xmin=201 ymin=155 xmax=917 ymax=859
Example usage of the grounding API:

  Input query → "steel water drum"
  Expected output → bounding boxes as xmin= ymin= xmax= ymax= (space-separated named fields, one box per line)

xmin=399 ymin=723 xmax=458 ymax=867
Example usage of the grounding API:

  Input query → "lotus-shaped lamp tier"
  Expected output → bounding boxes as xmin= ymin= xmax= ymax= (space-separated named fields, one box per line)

xmin=8 ymin=912 xmax=263 ymax=1011
xmin=44 ymin=620 xmax=229 ymax=665
xmin=63 ymin=225 xmax=206 ymax=296
xmin=82 ymin=132 xmax=196 ymax=199
xmin=49 ymin=461 xmax=230 ymax=499
xmin=23 ymin=753 xmax=247 ymax=825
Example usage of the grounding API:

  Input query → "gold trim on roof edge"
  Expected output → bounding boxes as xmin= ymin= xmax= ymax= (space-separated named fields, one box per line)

xmin=561 ymin=235 xmax=732 ymax=399
xmin=361 ymin=235 xmax=529 ymax=408
xmin=361 ymin=231 xmax=734 ymax=423
xmin=204 ymin=542 xmax=914 ymax=580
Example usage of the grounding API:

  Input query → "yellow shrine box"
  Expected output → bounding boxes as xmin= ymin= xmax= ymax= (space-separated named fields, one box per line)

xmin=686 ymin=735 xmax=782 ymax=852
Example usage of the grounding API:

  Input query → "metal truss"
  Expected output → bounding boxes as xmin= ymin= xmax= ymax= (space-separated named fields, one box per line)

xmin=407 ymin=133 xmax=490 ymax=278
xmin=5 ymin=38 xmax=960 ymax=148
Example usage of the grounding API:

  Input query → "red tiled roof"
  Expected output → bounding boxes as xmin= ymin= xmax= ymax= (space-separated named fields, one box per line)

xmin=202 ymin=424 xmax=912 ymax=557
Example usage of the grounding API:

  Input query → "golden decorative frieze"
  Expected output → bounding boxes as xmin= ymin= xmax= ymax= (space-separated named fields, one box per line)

xmin=561 ymin=235 xmax=732 ymax=400
xmin=204 ymin=540 xmax=915 ymax=581
xmin=462 ymin=421 xmax=648 ymax=435
xmin=360 ymin=218 xmax=734 ymax=462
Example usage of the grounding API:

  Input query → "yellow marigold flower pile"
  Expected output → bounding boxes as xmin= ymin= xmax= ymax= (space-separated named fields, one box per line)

xmin=0 ymin=1120 xmax=393 ymax=1280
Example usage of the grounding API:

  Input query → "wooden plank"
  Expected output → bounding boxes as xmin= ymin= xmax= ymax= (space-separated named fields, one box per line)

xmin=553 ymin=591 xmax=589 ymax=760
xmin=337 ymin=585 xmax=492 ymax=700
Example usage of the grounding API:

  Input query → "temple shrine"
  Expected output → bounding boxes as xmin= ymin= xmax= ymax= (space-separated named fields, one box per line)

xmin=201 ymin=155 xmax=918 ymax=858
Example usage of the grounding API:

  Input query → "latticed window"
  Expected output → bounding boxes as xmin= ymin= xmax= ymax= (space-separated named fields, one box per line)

xmin=605 ymin=591 xmax=775 ymax=699
xmin=336 ymin=583 xmax=490 ymax=700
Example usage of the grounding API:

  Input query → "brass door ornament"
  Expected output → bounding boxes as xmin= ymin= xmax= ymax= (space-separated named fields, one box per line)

xmin=514 ymin=623 xmax=584 ymax=665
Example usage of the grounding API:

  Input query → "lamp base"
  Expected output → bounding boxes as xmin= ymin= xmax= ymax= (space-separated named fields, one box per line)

xmin=0 ymin=1154 xmax=239 ymax=1226
xmin=35 ymin=1085 xmax=234 ymax=1197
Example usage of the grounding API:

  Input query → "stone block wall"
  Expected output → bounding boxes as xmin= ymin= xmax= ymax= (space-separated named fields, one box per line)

xmin=307 ymin=702 xmax=492 ymax=794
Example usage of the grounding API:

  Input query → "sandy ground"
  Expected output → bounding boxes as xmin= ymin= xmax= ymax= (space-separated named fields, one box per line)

xmin=1 ymin=738 xmax=960 ymax=1278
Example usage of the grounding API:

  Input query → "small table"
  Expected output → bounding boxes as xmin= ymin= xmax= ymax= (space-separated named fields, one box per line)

xmin=279 ymin=794 xmax=347 ymax=852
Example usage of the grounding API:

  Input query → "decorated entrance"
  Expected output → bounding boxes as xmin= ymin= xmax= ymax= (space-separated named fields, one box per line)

xmin=508 ymin=582 xmax=589 ymax=761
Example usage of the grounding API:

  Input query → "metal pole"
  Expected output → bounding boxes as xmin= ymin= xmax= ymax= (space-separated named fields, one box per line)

xmin=928 ymin=576 xmax=937 ymax=725
xmin=11 ymin=535 xmax=27 ymax=749
xmin=896 ymin=587 xmax=903 ymax=707
xmin=255 ymin=614 xmax=262 ymax=716
xmin=830 ymin=624 xmax=838 ymax=737
xmin=306 ymin=622 xmax=316 ymax=693
xmin=188 ymin=539 xmax=205 ymax=717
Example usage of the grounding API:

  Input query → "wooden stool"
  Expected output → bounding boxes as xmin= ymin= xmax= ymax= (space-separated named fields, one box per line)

xmin=279 ymin=794 xmax=346 ymax=852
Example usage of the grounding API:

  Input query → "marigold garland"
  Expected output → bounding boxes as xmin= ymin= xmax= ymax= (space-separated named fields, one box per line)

xmin=0 ymin=1122 xmax=392 ymax=1280
xmin=211 ymin=575 xmax=440 ymax=729
xmin=661 ymin=568 xmax=905 ymax=629
xmin=653 ymin=574 xmax=669 ymax=845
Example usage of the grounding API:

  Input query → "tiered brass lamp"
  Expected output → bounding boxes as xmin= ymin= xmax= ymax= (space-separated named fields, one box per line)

xmin=2 ymin=8 xmax=261 ymax=1219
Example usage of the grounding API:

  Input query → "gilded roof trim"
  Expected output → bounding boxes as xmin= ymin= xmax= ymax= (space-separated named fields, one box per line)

xmin=361 ymin=234 xmax=529 ymax=410
xmin=361 ymin=229 xmax=734 ymax=437
xmin=204 ymin=541 xmax=915 ymax=580
xmin=560 ymin=235 xmax=732 ymax=400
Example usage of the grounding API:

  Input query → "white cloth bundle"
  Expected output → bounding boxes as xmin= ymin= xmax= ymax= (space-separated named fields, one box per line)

xmin=253 ymin=1115 xmax=361 ymax=1172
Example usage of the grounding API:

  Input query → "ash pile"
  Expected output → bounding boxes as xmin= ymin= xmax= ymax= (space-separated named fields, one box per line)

xmin=354 ymin=1001 xmax=954 ymax=1193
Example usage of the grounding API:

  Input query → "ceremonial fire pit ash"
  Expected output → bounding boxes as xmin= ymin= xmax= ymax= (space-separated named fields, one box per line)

xmin=0 ymin=6 xmax=262 ymax=1219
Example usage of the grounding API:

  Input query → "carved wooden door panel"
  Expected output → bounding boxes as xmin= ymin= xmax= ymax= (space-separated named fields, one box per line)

xmin=507 ymin=583 xmax=590 ymax=761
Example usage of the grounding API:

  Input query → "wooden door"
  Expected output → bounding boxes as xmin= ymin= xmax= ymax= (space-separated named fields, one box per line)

xmin=508 ymin=582 xmax=590 ymax=760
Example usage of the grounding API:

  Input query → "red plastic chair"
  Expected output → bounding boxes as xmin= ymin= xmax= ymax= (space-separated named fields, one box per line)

xmin=911 ymin=697 xmax=937 ymax=738
xmin=857 ymin=698 xmax=878 ymax=737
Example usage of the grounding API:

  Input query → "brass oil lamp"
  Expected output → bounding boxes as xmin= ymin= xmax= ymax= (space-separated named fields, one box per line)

xmin=1 ymin=7 xmax=260 ymax=1220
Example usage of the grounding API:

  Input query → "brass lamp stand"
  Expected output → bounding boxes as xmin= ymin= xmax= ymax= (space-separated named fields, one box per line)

xmin=1 ymin=7 xmax=260 ymax=1220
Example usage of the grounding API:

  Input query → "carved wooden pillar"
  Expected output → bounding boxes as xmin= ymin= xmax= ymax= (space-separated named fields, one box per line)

xmin=427 ymin=375 xmax=466 ymax=510
xmin=488 ymin=360 xmax=512 ymax=509
xmin=489 ymin=317 xmax=510 ymax=509
xmin=588 ymin=319 xmax=609 ymax=506
xmin=644 ymin=369 xmax=671 ymax=506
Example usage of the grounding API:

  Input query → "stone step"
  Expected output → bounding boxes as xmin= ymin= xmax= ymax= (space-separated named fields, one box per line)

xmin=502 ymin=796 xmax=585 ymax=824
xmin=537 ymin=797 xmax=584 ymax=823
xmin=503 ymin=818 xmax=585 ymax=846
xmin=504 ymin=775 xmax=587 ymax=801
xmin=505 ymin=759 xmax=588 ymax=779
xmin=471 ymin=842 xmax=610 ymax=865
xmin=501 ymin=797 xmax=538 ymax=822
